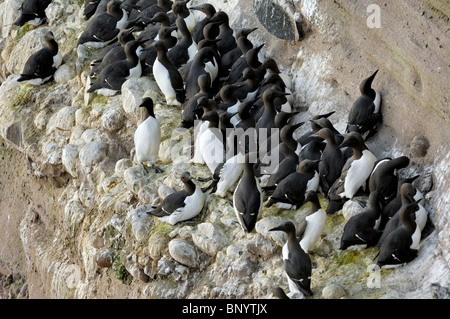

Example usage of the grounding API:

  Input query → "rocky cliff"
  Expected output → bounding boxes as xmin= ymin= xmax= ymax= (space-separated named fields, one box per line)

xmin=0 ymin=0 xmax=449 ymax=299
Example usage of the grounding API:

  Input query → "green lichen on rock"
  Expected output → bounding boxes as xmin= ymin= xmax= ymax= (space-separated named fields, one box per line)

xmin=323 ymin=211 xmax=345 ymax=234
xmin=150 ymin=221 xmax=175 ymax=236
xmin=333 ymin=249 xmax=362 ymax=266
xmin=15 ymin=23 xmax=38 ymax=41
xmin=11 ymin=84 xmax=32 ymax=110
xmin=113 ymin=255 xmax=132 ymax=284
xmin=105 ymin=226 xmax=126 ymax=251
xmin=90 ymin=93 xmax=110 ymax=106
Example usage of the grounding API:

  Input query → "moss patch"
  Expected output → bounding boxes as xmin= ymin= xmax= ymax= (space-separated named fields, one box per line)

xmin=90 ymin=93 xmax=110 ymax=106
xmin=333 ymin=249 xmax=362 ymax=266
xmin=11 ymin=84 xmax=32 ymax=110
xmin=16 ymin=23 xmax=38 ymax=41
xmin=150 ymin=221 xmax=175 ymax=236
xmin=113 ymin=255 xmax=132 ymax=284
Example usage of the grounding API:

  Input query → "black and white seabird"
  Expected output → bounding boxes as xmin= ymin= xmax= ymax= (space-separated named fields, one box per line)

xmin=220 ymin=27 xmax=257 ymax=79
xmin=148 ymin=40 xmax=186 ymax=106
xmin=147 ymin=172 xmax=205 ymax=225
xmin=207 ymin=11 xmax=236 ymax=56
xmin=377 ymin=182 xmax=427 ymax=246
xmin=278 ymin=122 xmax=303 ymax=168
xmin=377 ymin=200 xmax=422 ymax=268
xmin=83 ymin=0 xmax=106 ymax=21
xmin=89 ymin=27 xmax=137 ymax=77
xmin=139 ymin=25 xmax=179 ymax=76
xmin=368 ymin=156 xmax=410 ymax=207
xmin=256 ymin=87 xmax=290 ymax=142
xmin=253 ymin=61 xmax=293 ymax=113
xmin=208 ymin=129 xmax=246 ymax=197
xmin=327 ymin=131 xmax=376 ymax=214
xmin=298 ymin=135 xmax=325 ymax=162
xmin=185 ymin=46 xmax=217 ymax=100
xmin=201 ymin=15 xmax=220 ymax=41
xmin=315 ymin=127 xmax=346 ymax=195
xmin=127 ymin=0 xmax=158 ymax=21
xmin=340 ymin=190 xmax=383 ymax=250
xmin=178 ymin=37 xmax=214 ymax=81
xmin=228 ymin=43 xmax=264 ymax=85
xmin=191 ymin=96 xmax=215 ymax=165
xmin=17 ymin=30 xmax=63 ymax=85
xmin=296 ymin=191 xmax=326 ymax=253
xmin=346 ymin=70 xmax=382 ymax=139
xmin=190 ymin=3 xmax=216 ymax=44
xmin=380 ymin=175 xmax=421 ymax=229
xmin=270 ymin=221 xmax=313 ymax=298
xmin=296 ymin=111 xmax=336 ymax=146
xmin=14 ymin=0 xmax=52 ymax=26
xmin=198 ymin=111 xmax=225 ymax=175
xmin=120 ymin=0 xmax=140 ymax=14
xmin=172 ymin=0 xmax=196 ymax=32
xmin=232 ymin=67 xmax=260 ymax=102
xmin=251 ymin=82 xmax=282 ymax=122
xmin=167 ymin=17 xmax=196 ymax=69
xmin=135 ymin=11 xmax=172 ymax=44
xmin=134 ymin=97 xmax=163 ymax=174
xmin=252 ymin=57 xmax=275 ymax=85
xmin=265 ymin=159 xmax=320 ymax=210
xmin=233 ymin=153 xmax=263 ymax=233
xmin=252 ymin=87 xmax=290 ymax=176
xmin=263 ymin=142 xmax=298 ymax=191
xmin=217 ymin=83 xmax=245 ymax=115
xmin=213 ymin=152 xmax=245 ymax=198
xmin=261 ymin=57 xmax=293 ymax=90
xmin=180 ymin=73 xmax=212 ymax=129
xmin=133 ymin=0 xmax=173 ymax=25
xmin=310 ymin=117 xmax=353 ymax=160
xmin=219 ymin=111 xmax=236 ymax=143
xmin=198 ymin=38 xmax=221 ymax=84
xmin=87 ymin=40 xmax=143 ymax=95
xmin=77 ymin=0 xmax=128 ymax=48
xmin=235 ymin=100 xmax=257 ymax=130
xmin=275 ymin=111 xmax=301 ymax=130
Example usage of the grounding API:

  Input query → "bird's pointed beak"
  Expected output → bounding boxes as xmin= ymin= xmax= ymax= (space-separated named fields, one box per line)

xmin=291 ymin=121 xmax=304 ymax=130
xmin=269 ymin=226 xmax=283 ymax=232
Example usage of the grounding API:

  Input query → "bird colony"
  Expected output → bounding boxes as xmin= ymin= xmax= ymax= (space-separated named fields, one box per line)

xmin=2 ymin=0 xmax=436 ymax=299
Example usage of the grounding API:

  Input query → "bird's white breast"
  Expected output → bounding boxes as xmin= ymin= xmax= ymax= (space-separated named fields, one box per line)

xmin=184 ymin=14 xmax=197 ymax=32
xmin=127 ymin=62 xmax=142 ymax=79
xmin=53 ymin=53 xmax=63 ymax=69
xmin=199 ymin=128 xmax=224 ymax=174
xmin=191 ymin=121 xmax=209 ymax=164
xmin=414 ymin=204 xmax=428 ymax=231
xmin=134 ymin=116 xmax=161 ymax=164
xmin=373 ymin=90 xmax=381 ymax=113
xmin=410 ymin=224 xmax=421 ymax=250
xmin=227 ymin=100 xmax=241 ymax=114
xmin=169 ymin=186 xmax=205 ymax=225
xmin=153 ymin=59 xmax=176 ymax=100
xmin=187 ymin=42 xmax=198 ymax=62
xmin=116 ymin=10 xmax=129 ymax=29
xmin=205 ymin=57 xmax=218 ymax=83
xmin=342 ymin=150 xmax=376 ymax=199
xmin=215 ymin=153 xmax=244 ymax=197
xmin=281 ymin=242 xmax=289 ymax=260
xmin=306 ymin=171 xmax=320 ymax=192
xmin=300 ymin=209 xmax=326 ymax=252
xmin=243 ymin=89 xmax=258 ymax=102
